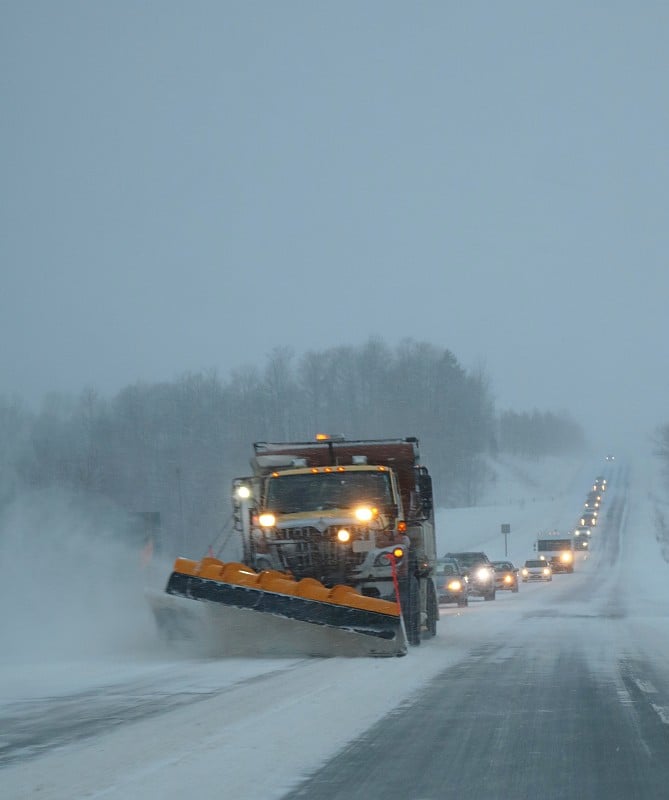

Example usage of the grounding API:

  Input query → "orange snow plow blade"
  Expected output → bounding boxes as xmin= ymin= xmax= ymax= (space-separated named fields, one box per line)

xmin=147 ymin=557 xmax=407 ymax=658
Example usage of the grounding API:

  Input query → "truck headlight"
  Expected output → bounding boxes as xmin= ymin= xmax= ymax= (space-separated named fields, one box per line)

xmin=235 ymin=484 xmax=252 ymax=500
xmin=543 ymin=568 xmax=551 ymax=576
xmin=354 ymin=506 xmax=375 ymax=522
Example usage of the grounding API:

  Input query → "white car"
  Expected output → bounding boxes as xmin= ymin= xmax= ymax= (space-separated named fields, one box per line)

xmin=521 ymin=559 xmax=552 ymax=582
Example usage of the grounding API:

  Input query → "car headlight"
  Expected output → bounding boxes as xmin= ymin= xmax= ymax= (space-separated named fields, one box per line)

xmin=447 ymin=580 xmax=462 ymax=591
xmin=504 ymin=575 xmax=512 ymax=583
xmin=543 ymin=568 xmax=551 ymax=575
xmin=522 ymin=568 xmax=528 ymax=576
xmin=476 ymin=567 xmax=491 ymax=581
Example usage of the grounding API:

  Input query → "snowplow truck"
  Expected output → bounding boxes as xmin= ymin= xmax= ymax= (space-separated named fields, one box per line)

xmin=233 ymin=436 xmax=439 ymax=649
xmin=150 ymin=435 xmax=438 ymax=658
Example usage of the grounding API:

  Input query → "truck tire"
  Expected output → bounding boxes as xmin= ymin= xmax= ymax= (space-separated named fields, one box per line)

xmin=402 ymin=574 xmax=421 ymax=646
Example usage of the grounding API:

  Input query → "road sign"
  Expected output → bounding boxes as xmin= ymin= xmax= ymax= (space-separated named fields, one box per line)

xmin=501 ymin=523 xmax=511 ymax=556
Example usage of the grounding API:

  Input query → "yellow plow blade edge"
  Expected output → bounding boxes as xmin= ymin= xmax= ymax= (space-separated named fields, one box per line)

xmin=147 ymin=557 xmax=407 ymax=658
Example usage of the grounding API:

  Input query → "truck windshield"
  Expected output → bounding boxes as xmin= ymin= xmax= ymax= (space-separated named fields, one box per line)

xmin=265 ymin=471 xmax=394 ymax=514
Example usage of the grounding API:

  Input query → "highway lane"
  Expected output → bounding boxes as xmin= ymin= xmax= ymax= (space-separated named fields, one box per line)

xmin=0 ymin=659 xmax=307 ymax=769
xmin=285 ymin=467 xmax=669 ymax=800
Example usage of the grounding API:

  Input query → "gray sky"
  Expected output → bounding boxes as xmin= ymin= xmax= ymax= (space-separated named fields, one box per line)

xmin=3 ymin=2 xmax=668 ymax=448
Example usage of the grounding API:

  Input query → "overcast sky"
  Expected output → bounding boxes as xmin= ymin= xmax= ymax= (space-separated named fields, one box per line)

xmin=3 ymin=2 xmax=668 ymax=449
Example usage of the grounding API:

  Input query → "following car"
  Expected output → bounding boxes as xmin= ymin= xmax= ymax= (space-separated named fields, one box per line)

xmin=580 ymin=511 xmax=598 ymax=527
xmin=435 ymin=557 xmax=469 ymax=607
xmin=443 ymin=551 xmax=496 ymax=601
xmin=572 ymin=526 xmax=591 ymax=550
xmin=521 ymin=559 xmax=552 ymax=582
xmin=492 ymin=560 xmax=519 ymax=592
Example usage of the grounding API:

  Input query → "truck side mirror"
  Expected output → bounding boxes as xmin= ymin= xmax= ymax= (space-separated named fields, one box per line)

xmin=417 ymin=470 xmax=433 ymax=516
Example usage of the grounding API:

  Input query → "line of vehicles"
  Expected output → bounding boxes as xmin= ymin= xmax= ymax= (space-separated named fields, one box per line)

xmin=436 ymin=551 xmax=520 ymax=604
xmin=436 ymin=471 xmax=611 ymax=604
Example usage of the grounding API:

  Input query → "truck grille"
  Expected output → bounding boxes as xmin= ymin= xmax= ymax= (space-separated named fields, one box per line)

xmin=270 ymin=525 xmax=372 ymax=583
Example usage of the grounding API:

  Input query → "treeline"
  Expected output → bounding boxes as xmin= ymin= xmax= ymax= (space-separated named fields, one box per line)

xmin=0 ymin=339 xmax=584 ymax=556
xmin=497 ymin=409 xmax=586 ymax=457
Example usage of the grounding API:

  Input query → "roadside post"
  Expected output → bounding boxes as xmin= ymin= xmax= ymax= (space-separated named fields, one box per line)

xmin=501 ymin=523 xmax=511 ymax=557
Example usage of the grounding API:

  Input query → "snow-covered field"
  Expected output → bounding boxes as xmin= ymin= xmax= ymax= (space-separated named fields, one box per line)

xmin=2 ymin=450 xmax=666 ymax=800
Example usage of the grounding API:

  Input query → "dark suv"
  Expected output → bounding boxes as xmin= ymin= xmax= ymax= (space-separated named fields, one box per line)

xmin=443 ymin=551 xmax=496 ymax=601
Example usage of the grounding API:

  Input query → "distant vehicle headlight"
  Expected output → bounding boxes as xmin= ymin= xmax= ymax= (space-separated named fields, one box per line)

xmin=447 ymin=580 xmax=462 ymax=591
xmin=560 ymin=552 xmax=573 ymax=563
xmin=543 ymin=568 xmax=551 ymax=576
xmin=522 ymin=568 xmax=529 ymax=576
xmin=504 ymin=574 xmax=513 ymax=583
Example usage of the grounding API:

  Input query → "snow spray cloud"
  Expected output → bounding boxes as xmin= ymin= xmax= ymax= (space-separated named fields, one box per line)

xmin=0 ymin=488 xmax=160 ymax=660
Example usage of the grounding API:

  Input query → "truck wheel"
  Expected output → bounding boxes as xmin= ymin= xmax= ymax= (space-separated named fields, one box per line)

xmin=402 ymin=575 xmax=421 ymax=646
